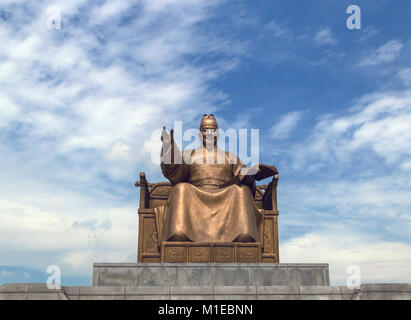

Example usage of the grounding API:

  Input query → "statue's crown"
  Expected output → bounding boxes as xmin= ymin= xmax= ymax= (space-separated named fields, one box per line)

xmin=200 ymin=114 xmax=218 ymax=129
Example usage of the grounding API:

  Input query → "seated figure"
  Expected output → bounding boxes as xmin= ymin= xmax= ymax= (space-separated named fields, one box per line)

xmin=159 ymin=114 xmax=262 ymax=243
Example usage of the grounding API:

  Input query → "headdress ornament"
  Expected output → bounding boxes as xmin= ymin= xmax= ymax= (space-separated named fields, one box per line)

xmin=200 ymin=114 xmax=218 ymax=130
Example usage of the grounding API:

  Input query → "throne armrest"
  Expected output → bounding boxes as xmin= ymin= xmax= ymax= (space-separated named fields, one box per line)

xmin=261 ymin=173 xmax=279 ymax=211
xmin=135 ymin=172 xmax=152 ymax=209
xmin=254 ymin=164 xmax=278 ymax=181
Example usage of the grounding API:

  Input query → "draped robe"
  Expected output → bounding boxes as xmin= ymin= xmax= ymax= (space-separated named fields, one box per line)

xmin=157 ymin=145 xmax=261 ymax=243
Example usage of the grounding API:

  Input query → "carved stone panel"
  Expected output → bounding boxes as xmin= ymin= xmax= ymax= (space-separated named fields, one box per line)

xmin=213 ymin=246 xmax=235 ymax=263
xmin=162 ymin=242 xmax=261 ymax=263
xmin=189 ymin=246 xmax=210 ymax=263
xmin=263 ymin=217 xmax=273 ymax=254
xmin=237 ymin=245 xmax=260 ymax=263
xmin=143 ymin=217 xmax=158 ymax=253
xmin=165 ymin=246 xmax=186 ymax=263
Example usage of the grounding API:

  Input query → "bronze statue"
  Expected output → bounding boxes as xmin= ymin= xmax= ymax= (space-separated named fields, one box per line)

xmin=136 ymin=114 xmax=280 ymax=263
xmin=159 ymin=114 xmax=268 ymax=243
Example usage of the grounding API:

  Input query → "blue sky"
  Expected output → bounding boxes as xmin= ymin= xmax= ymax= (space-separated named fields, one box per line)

xmin=0 ymin=0 xmax=410 ymax=286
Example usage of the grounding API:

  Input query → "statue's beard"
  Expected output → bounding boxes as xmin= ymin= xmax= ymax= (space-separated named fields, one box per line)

xmin=204 ymin=136 xmax=216 ymax=150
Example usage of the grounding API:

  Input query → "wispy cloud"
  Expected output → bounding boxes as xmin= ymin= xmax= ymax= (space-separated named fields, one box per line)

xmin=270 ymin=111 xmax=303 ymax=140
xmin=288 ymin=89 xmax=411 ymax=170
xmin=281 ymin=230 xmax=411 ymax=285
xmin=264 ymin=20 xmax=292 ymax=39
xmin=397 ymin=68 xmax=411 ymax=86
xmin=274 ymin=87 xmax=411 ymax=284
xmin=314 ymin=27 xmax=338 ymax=45
xmin=359 ymin=40 xmax=404 ymax=67
xmin=0 ymin=0 xmax=243 ymax=276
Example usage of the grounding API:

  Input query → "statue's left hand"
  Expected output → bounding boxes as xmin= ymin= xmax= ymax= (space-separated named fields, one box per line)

xmin=240 ymin=174 xmax=255 ymax=186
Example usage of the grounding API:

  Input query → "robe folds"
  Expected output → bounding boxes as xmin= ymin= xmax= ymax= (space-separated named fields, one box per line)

xmin=158 ymin=145 xmax=261 ymax=243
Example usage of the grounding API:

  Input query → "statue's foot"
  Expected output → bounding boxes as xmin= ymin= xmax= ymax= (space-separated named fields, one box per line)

xmin=168 ymin=233 xmax=191 ymax=242
xmin=234 ymin=234 xmax=255 ymax=243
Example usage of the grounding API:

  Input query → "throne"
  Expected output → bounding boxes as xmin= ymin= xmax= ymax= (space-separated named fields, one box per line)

xmin=135 ymin=169 xmax=279 ymax=263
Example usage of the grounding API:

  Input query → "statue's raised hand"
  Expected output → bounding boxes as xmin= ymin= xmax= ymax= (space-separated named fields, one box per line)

xmin=161 ymin=126 xmax=174 ymax=148
xmin=161 ymin=127 xmax=174 ymax=162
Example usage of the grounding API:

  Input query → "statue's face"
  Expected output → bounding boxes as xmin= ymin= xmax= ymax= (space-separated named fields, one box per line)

xmin=201 ymin=125 xmax=218 ymax=147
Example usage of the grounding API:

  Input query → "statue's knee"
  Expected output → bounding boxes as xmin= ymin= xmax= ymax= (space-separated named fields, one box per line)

xmin=175 ymin=183 xmax=188 ymax=192
xmin=169 ymin=232 xmax=191 ymax=242
xmin=237 ymin=185 xmax=250 ymax=195
xmin=234 ymin=234 xmax=255 ymax=243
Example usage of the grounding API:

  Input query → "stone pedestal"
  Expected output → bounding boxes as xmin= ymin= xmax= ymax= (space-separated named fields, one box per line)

xmin=2 ymin=262 xmax=411 ymax=300
xmin=92 ymin=263 xmax=330 ymax=287
xmin=2 ymin=282 xmax=411 ymax=300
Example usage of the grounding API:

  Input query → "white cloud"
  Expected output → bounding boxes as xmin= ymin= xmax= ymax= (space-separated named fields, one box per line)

xmin=289 ymin=89 xmax=411 ymax=170
xmin=356 ymin=26 xmax=379 ymax=43
xmin=273 ymin=87 xmax=411 ymax=284
xmin=264 ymin=20 xmax=291 ymax=39
xmin=1 ymin=270 xmax=14 ymax=277
xmin=281 ymin=231 xmax=411 ymax=285
xmin=400 ymin=160 xmax=411 ymax=171
xmin=281 ymin=174 xmax=411 ymax=224
xmin=106 ymin=141 xmax=133 ymax=163
xmin=270 ymin=111 xmax=303 ymax=140
xmin=0 ymin=0 xmax=238 ymax=177
xmin=397 ymin=68 xmax=411 ymax=86
xmin=0 ymin=93 xmax=20 ymax=127
xmin=0 ymin=183 xmax=137 ymax=276
xmin=314 ymin=28 xmax=338 ymax=45
xmin=90 ymin=0 xmax=131 ymax=23
xmin=0 ymin=0 xmax=243 ymax=277
xmin=359 ymin=40 xmax=404 ymax=67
